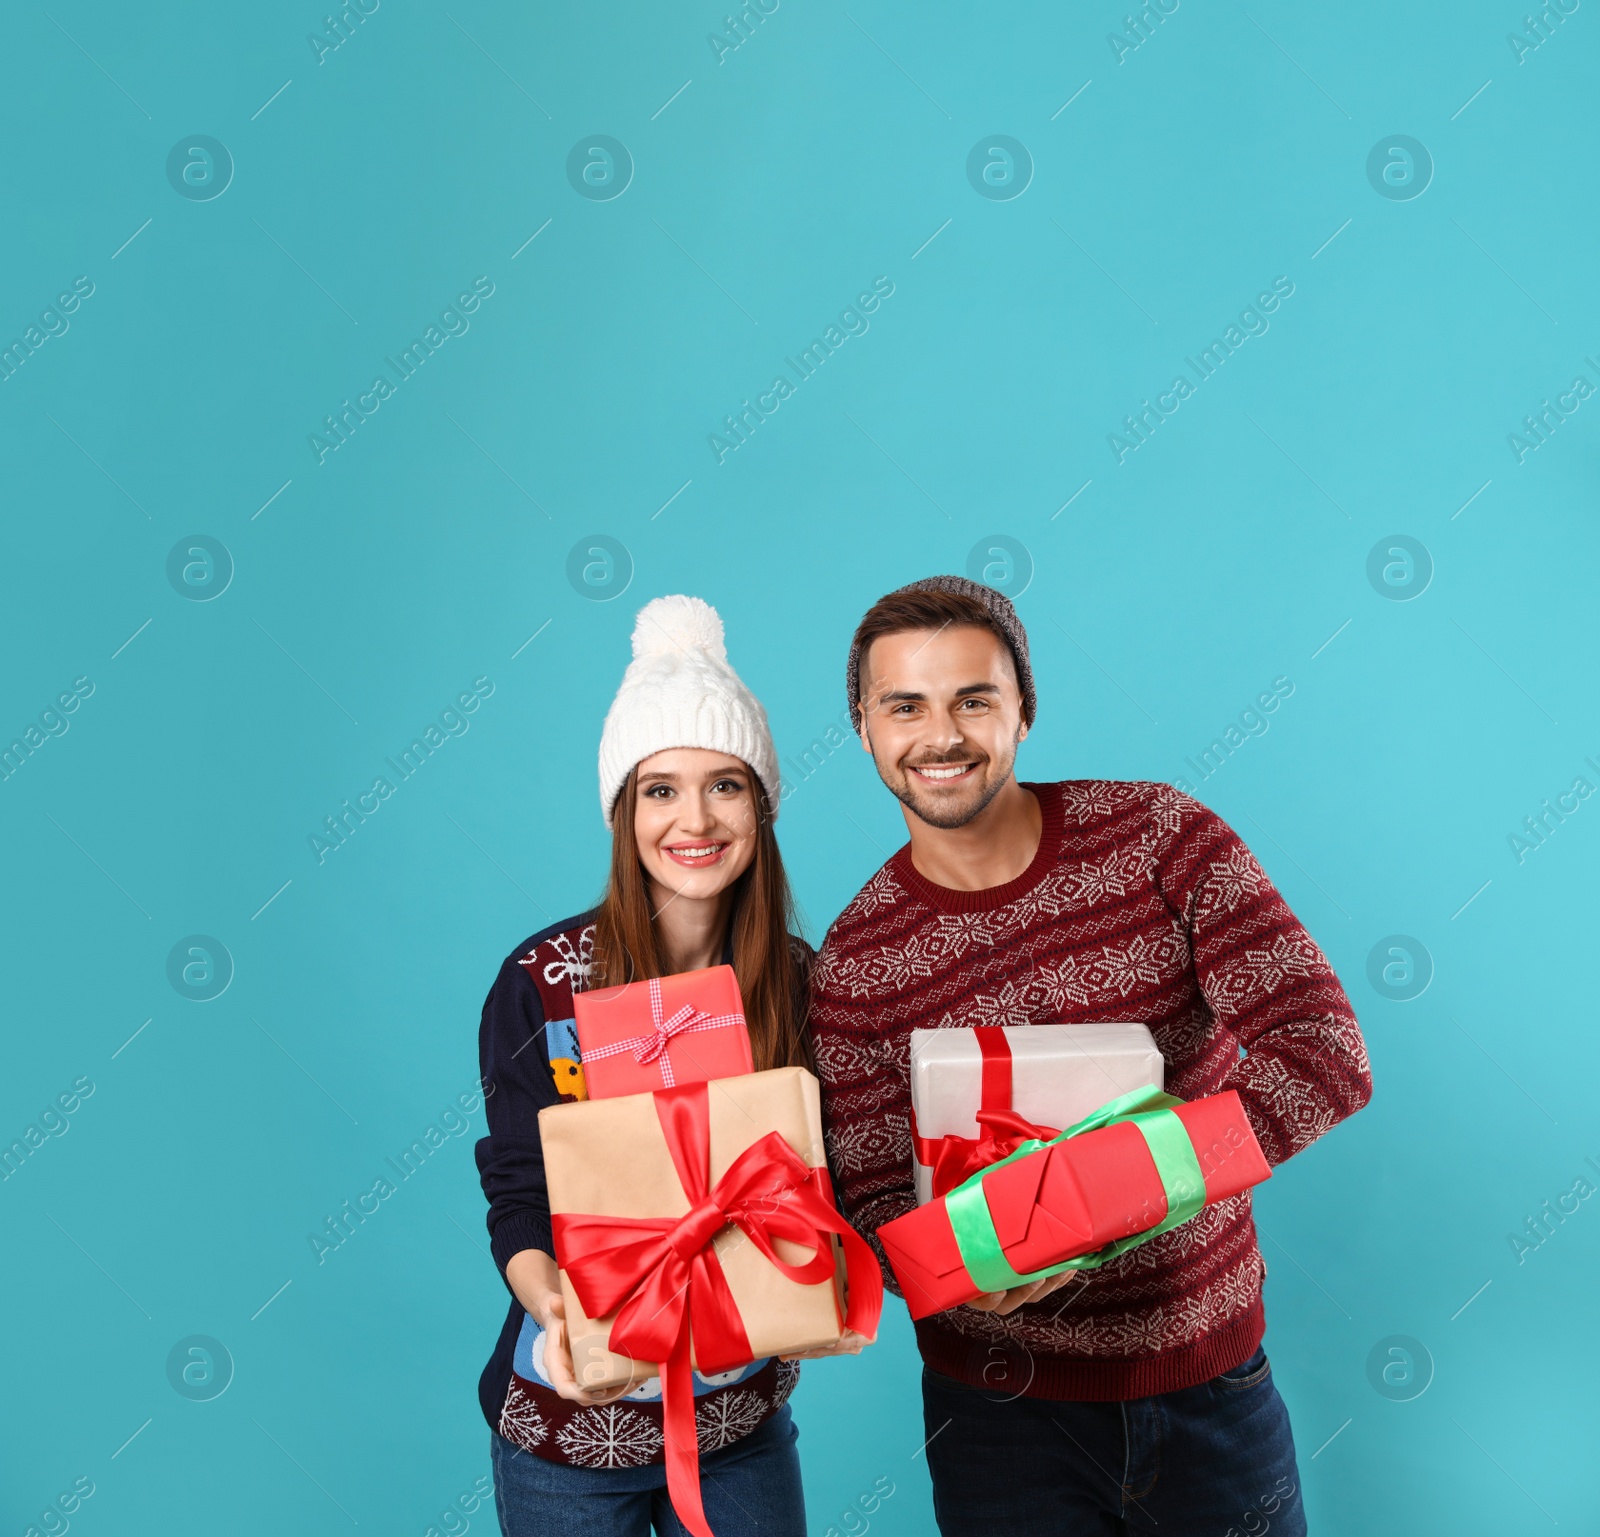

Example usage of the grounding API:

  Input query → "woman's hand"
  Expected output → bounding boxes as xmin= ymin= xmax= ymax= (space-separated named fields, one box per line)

xmin=964 ymin=1269 xmax=1078 ymax=1316
xmin=541 ymin=1294 xmax=648 ymax=1407
xmin=505 ymin=1249 xmax=654 ymax=1407
xmin=778 ymin=1326 xmax=876 ymax=1363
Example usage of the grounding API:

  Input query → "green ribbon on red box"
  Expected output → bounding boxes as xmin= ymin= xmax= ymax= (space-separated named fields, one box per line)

xmin=944 ymin=1083 xmax=1208 ymax=1292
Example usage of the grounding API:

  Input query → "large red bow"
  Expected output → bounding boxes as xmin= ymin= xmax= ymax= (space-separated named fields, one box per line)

xmin=553 ymin=1082 xmax=882 ymax=1537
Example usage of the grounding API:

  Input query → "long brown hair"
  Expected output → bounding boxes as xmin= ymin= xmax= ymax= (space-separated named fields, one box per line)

xmin=591 ymin=767 xmax=811 ymax=1073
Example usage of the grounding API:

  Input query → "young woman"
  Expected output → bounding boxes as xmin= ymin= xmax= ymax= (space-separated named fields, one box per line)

xmin=475 ymin=595 xmax=839 ymax=1537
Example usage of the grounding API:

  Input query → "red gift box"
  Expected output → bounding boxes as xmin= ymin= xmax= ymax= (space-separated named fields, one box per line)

xmin=879 ymin=1090 xmax=1272 ymax=1320
xmin=574 ymin=965 xmax=754 ymax=1099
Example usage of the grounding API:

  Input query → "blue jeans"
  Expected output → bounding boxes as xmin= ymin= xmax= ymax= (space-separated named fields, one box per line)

xmin=922 ymin=1347 xmax=1307 ymax=1536
xmin=490 ymin=1404 xmax=805 ymax=1537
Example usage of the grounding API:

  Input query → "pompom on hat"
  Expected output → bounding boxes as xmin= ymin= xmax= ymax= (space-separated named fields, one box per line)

xmin=598 ymin=595 xmax=781 ymax=827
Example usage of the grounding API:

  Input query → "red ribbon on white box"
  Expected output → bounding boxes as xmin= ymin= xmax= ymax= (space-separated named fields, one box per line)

xmin=579 ymin=977 xmax=744 ymax=1088
xmin=910 ymin=1028 xmax=1063 ymax=1198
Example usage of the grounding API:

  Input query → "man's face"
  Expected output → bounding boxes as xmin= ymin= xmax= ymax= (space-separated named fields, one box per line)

xmin=858 ymin=624 xmax=1028 ymax=829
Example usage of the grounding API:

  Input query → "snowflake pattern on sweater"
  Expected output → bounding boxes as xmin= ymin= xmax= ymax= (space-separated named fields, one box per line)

xmin=810 ymin=780 xmax=1372 ymax=1402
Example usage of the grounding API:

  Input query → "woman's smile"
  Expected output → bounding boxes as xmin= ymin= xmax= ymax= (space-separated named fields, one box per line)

xmin=661 ymin=840 xmax=730 ymax=867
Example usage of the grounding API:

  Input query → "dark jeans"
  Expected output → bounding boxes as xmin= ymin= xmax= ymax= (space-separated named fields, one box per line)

xmin=490 ymin=1404 xmax=804 ymax=1537
xmin=922 ymin=1346 xmax=1306 ymax=1537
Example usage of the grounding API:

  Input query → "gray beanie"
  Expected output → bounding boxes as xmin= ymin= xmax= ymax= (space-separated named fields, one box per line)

xmin=846 ymin=575 xmax=1035 ymax=734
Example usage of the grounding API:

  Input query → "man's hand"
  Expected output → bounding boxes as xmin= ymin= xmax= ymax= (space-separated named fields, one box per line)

xmin=505 ymin=1248 xmax=654 ymax=1406
xmin=964 ymin=1269 xmax=1078 ymax=1316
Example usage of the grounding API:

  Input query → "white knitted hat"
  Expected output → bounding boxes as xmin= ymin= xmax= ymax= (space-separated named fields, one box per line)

xmin=597 ymin=595 xmax=781 ymax=827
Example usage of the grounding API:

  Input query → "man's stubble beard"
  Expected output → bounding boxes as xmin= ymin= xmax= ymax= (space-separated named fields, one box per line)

xmin=874 ymin=738 xmax=1021 ymax=831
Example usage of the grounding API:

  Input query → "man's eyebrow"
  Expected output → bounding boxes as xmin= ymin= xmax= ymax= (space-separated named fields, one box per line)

xmin=874 ymin=682 xmax=1000 ymax=703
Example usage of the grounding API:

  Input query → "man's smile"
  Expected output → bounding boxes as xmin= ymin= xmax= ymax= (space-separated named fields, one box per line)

xmin=907 ymin=761 xmax=979 ymax=784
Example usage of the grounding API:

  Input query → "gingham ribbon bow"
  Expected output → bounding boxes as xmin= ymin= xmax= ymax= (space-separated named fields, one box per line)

xmin=580 ymin=978 xmax=744 ymax=1088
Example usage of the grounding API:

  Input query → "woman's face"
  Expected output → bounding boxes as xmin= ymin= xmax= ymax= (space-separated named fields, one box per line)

xmin=632 ymin=748 xmax=760 ymax=905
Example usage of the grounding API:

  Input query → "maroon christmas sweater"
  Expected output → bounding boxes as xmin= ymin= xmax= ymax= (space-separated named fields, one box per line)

xmin=810 ymin=780 xmax=1372 ymax=1401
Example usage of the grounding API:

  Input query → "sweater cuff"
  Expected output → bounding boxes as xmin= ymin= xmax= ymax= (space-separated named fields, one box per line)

xmin=490 ymin=1210 xmax=554 ymax=1277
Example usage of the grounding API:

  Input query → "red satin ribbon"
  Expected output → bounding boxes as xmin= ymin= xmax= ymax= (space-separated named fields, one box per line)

xmin=553 ymin=1082 xmax=883 ymax=1537
xmin=912 ymin=1029 xmax=1062 ymax=1198
xmin=977 ymin=1025 xmax=1011 ymax=1109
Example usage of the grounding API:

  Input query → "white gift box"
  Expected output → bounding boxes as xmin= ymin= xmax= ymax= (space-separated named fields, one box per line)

xmin=909 ymin=1024 xmax=1165 ymax=1204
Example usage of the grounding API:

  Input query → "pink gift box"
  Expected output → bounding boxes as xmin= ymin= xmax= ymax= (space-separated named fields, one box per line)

xmin=574 ymin=965 xmax=754 ymax=1099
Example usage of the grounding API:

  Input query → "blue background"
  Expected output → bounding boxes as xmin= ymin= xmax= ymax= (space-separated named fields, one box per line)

xmin=2 ymin=1 xmax=1596 ymax=1532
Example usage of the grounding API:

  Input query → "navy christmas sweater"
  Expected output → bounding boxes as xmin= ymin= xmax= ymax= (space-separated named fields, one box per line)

xmin=474 ymin=915 xmax=799 ymax=1467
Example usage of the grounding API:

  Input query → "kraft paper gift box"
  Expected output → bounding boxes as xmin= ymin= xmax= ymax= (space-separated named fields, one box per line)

xmin=573 ymin=964 xmax=753 ymax=1099
xmin=543 ymin=1070 xmax=883 ymax=1537
xmin=910 ymin=1023 xmax=1166 ymax=1203
xmin=541 ymin=1066 xmax=880 ymax=1391
xmin=881 ymin=1086 xmax=1272 ymax=1320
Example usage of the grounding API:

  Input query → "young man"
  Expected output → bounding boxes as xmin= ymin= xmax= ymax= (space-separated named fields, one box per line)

xmin=810 ymin=576 xmax=1372 ymax=1536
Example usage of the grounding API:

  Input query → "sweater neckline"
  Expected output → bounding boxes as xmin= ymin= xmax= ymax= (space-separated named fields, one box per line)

xmin=889 ymin=782 xmax=1063 ymax=914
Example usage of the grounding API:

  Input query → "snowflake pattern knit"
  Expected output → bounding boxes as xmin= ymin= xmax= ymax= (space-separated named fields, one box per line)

xmin=809 ymin=781 xmax=1372 ymax=1402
